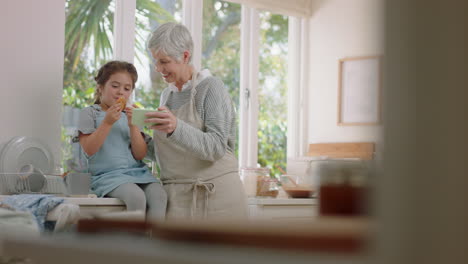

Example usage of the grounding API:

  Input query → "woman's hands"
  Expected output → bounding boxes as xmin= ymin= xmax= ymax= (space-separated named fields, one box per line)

xmin=103 ymin=103 xmax=122 ymax=126
xmin=146 ymin=106 xmax=178 ymax=134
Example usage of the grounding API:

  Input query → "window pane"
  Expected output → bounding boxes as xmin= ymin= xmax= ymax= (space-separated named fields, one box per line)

xmin=202 ymin=0 xmax=242 ymax=155
xmin=132 ymin=0 xmax=181 ymax=173
xmin=257 ymin=12 xmax=289 ymax=177
xmin=134 ymin=0 xmax=182 ymax=110
xmin=62 ymin=0 xmax=116 ymax=172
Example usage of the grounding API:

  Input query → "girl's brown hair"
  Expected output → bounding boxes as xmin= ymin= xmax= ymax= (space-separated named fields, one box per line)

xmin=94 ymin=61 xmax=138 ymax=104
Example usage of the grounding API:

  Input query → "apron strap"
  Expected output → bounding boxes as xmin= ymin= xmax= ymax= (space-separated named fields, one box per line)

xmin=190 ymin=69 xmax=199 ymax=98
xmin=191 ymin=178 xmax=215 ymax=219
xmin=162 ymin=170 xmax=236 ymax=219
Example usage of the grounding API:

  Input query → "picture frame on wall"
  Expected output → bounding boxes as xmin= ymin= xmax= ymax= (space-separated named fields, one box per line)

xmin=338 ymin=55 xmax=382 ymax=126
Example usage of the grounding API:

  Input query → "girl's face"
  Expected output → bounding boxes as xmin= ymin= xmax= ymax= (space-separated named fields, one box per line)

xmin=99 ymin=71 xmax=133 ymax=109
xmin=151 ymin=50 xmax=186 ymax=84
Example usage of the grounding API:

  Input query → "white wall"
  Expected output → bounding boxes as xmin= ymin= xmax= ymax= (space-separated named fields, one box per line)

xmin=0 ymin=0 xmax=65 ymax=164
xmin=307 ymin=0 xmax=384 ymax=143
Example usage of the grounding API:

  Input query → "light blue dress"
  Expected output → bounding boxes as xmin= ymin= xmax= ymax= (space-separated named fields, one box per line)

xmin=78 ymin=105 xmax=157 ymax=197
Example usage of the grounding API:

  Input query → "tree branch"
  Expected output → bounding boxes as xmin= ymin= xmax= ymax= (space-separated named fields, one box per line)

xmin=202 ymin=11 xmax=241 ymax=59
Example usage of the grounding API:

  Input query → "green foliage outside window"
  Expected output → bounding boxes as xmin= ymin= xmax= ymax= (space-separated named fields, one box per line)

xmin=257 ymin=12 xmax=288 ymax=178
xmin=202 ymin=1 xmax=288 ymax=178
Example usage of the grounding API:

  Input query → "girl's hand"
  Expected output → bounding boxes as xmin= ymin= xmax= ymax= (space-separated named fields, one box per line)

xmin=103 ymin=104 xmax=121 ymax=126
xmin=146 ymin=106 xmax=177 ymax=134
xmin=125 ymin=104 xmax=139 ymax=128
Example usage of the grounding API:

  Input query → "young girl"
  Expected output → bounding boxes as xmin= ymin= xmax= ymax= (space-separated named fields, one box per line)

xmin=77 ymin=60 xmax=167 ymax=221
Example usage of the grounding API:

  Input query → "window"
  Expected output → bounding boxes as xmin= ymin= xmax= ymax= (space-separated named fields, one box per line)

xmin=61 ymin=0 xmax=182 ymax=171
xmin=62 ymin=0 xmax=116 ymax=172
xmin=63 ymin=0 xmax=116 ymax=109
xmin=201 ymin=3 xmax=290 ymax=177
xmin=133 ymin=0 xmax=182 ymax=110
xmin=62 ymin=0 xmax=305 ymax=177
xmin=202 ymin=0 xmax=241 ymax=155
xmin=257 ymin=11 xmax=288 ymax=176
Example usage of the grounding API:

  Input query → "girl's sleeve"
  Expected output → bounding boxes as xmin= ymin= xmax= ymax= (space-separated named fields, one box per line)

xmin=167 ymin=78 xmax=234 ymax=162
xmin=72 ymin=107 xmax=96 ymax=143
xmin=77 ymin=107 xmax=96 ymax=135
xmin=72 ymin=107 xmax=98 ymax=160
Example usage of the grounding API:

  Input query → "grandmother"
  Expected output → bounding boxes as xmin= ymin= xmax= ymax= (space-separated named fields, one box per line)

xmin=145 ymin=22 xmax=247 ymax=220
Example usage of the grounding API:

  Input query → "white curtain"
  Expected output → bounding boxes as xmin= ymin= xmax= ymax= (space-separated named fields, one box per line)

xmin=226 ymin=0 xmax=313 ymax=17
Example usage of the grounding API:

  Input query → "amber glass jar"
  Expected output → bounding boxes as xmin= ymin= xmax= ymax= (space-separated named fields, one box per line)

xmin=317 ymin=160 xmax=371 ymax=216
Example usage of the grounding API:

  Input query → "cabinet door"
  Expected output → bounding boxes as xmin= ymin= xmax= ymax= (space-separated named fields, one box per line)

xmin=249 ymin=205 xmax=318 ymax=221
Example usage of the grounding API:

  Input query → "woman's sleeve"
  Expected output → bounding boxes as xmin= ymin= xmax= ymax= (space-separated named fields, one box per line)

xmin=168 ymin=78 xmax=234 ymax=162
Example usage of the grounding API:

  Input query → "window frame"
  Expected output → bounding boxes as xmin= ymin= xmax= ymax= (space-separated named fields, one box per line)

xmin=239 ymin=5 xmax=260 ymax=168
xmin=114 ymin=0 xmax=136 ymax=62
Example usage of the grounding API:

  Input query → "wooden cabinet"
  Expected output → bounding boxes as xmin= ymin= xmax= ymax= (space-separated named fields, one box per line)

xmin=248 ymin=198 xmax=318 ymax=221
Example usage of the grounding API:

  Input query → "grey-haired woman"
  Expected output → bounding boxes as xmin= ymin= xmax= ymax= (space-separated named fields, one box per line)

xmin=145 ymin=22 xmax=247 ymax=220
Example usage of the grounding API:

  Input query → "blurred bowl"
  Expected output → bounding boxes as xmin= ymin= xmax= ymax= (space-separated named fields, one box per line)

xmin=282 ymin=185 xmax=314 ymax=198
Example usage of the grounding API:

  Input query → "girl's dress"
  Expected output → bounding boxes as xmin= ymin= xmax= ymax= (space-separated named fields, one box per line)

xmin=78 ymin=104 xmax=157 ymax=197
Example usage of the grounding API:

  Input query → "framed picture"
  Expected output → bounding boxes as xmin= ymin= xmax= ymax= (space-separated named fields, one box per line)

xmin=338 ymin=55 xmax=382 ymax=126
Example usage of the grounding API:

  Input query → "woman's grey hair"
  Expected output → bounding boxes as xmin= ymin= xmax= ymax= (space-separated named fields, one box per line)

xmin=147 ymin=22 xmax=193 ymax=64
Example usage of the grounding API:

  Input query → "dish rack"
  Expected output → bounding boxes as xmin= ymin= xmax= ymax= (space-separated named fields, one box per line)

xmin=0 ymin=173 xmax=67 ymax=195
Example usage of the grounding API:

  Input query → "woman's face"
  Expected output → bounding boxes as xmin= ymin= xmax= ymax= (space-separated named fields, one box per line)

xmin=151 ymin=50 xmax=185 ymax=84
xmin=99 ymin=71 xmax=133 ymax=108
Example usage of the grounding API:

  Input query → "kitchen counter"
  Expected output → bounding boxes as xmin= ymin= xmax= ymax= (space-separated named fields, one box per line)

xmin=61 ymin=196 xmax=316 ymax=205
xmin=51 ymin=197 xmax=318 ymax=221
xmin=61 ymin=196 xmax=316 ymax=206
xmin=0 ymin=195 xmax=318 ymax=222
xmin=2 ymin=216 xmax=370 ymax=264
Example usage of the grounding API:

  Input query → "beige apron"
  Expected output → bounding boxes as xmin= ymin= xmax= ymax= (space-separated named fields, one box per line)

xmin=154 ymin=72 xmax=247 ymax=220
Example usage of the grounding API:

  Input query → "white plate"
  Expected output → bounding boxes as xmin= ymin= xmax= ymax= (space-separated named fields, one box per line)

xmin=0 ymin=136 xmax=55 ymax=175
